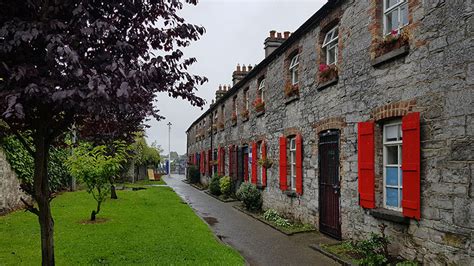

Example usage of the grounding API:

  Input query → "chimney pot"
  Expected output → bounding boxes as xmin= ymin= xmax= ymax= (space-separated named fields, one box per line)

xmin=237 ymin=64 xmax=241 ymax=72
xmin=218 ymin=84 xmax=222 ymax=91
xmin=277 ymin=32 xmax=282 ymax=39
xmin=242 ymin=65 xmax=247 ymax=72
xmin=248 ymin=65 xmax=253 ymax=71
xmin=270 ymin=30 xmax=276 ymax=38
xmin=284 ymin=31 xmax=290 ymax=39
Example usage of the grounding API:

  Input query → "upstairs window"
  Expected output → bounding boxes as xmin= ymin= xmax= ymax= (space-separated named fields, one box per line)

xmin=383 ymin=0 xmax=408 ymax=35
xmin=322 ymin=26 xmax=339 ymax=65
xmin=258 ymin=78 xmax=265 ymax=103
xmin=289 ymin=54 xmax=299 ymax=85
xmin=232 ymin=96 xmax=237 ymax=114
xmin=243 ymin=88 xmax=249 ymax=111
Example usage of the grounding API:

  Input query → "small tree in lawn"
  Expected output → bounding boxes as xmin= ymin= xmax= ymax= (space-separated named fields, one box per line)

xmin=0 ymin=1 xmax=206 ymax=264
xmin=67 ymin=142 xmax=128 ymax=221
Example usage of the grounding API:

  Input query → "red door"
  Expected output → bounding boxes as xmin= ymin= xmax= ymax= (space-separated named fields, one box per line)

xmin=319 ymin=130 xmax=341 ymax=240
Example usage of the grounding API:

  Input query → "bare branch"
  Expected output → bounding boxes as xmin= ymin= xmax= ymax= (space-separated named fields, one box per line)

xmin=21 ymin=197 xmax=39 ymax=216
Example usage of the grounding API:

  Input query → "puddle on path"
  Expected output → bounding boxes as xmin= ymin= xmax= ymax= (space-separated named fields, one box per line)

xmin=203 ymin=216 xmax=219 ymax=226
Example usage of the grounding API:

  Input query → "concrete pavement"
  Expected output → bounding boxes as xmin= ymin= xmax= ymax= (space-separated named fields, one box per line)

xmin=164 ymin=175 xmax=339 ymax=266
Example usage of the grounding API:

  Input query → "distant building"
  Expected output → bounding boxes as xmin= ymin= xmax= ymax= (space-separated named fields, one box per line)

xmin=186 ymin=0 xmax=473 ymax=264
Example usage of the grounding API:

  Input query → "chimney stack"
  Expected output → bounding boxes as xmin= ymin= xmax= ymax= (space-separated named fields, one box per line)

xmin=232 ymin=63 xmax=253 ymax=85
xmin=264 ymin=30 xmax=291 ymax=58
xmin=215 ymin=84 xmax=226 ymax=102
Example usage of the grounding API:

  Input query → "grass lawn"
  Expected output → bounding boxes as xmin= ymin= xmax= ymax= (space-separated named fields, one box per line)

xmin=0 ymin=187 xmax=244 ymax=265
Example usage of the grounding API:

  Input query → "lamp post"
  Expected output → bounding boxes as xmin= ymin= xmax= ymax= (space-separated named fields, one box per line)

xmin=167 ymin=122 xmax=172 ymax=177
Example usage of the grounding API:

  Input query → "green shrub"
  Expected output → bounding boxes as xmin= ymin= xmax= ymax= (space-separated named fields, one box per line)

xmin=263 ymin=209 xmax=291 ymax=228
xmin=219 ymin=176 xmax=231 ymax=198
xmin=0 ymin=135 xmax=71 ymax=193
xmin=209 ymin=174 xmax=221 ymax=195
xmin=187 ymin=165 xmax=200 ymax=184
xmin=236 ymin=182 xmax=262 ymax=211
xmin=350 ymin=224 xmax=390 ymax=265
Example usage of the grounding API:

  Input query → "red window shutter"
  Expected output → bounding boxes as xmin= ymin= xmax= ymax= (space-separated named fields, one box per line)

xmin=251 ymin=142 xmax=257 ymax=184
xmin=193 ymin=153 xmax=196 ymax=165
xmin=229 ymin=146 xmax=232 ymax=176
xmin=295 ymin=134 xmax=303 ymax=195
xmin=358 ymin=121 xmax=375 ymax=209
xmin=262 ymin=141 xmax=267 ymax=187
xmin=221 ymin=148 xmax=226 ymax=176
xmin=200 ymin=151 xmax=203 ymax=173
xmin=279 ymin=136 xmax=288 ymax=191
xmin=402 ymin=112 xmax=421 ymax=220
xmin=217 ymin=147 xmax=221 ymax=176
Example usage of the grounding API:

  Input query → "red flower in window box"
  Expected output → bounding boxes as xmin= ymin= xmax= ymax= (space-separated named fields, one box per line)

xmin=284 ymin=82 xmax=299 ymax=97
xmin=373 ymin=28 xmax=410 ymax=58
xmin=318 ymin=64 xmax=338 ymax=83
xmin=253 ymin=98 xmax=265 ymax=112
xmin=231 ymin=112 xmax=237 ymax=124
xmin=241 ymin=109 xmax=249 ymax=120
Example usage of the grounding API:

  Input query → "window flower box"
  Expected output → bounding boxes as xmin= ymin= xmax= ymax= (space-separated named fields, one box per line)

xmin=231 ymin=112 xmax=237 ymax=126
xmin=318 ymin=64 xmax=338 ymax=84
xmin=284 ymin=82 xmax=299 ymax=98
xmin=253 ymin=98 xmax=265 ymax=113
xmin=373 ymin=29 xmax=409 ymax=59
xmin=241 ymin=109 xmax=249 ymax=121
xmin=217 ymin=121 xmax=224 ymax=131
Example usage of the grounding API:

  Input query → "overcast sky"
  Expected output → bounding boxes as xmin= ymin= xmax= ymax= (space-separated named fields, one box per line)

xmin=145 ymin=0 xmax=326 ymax=155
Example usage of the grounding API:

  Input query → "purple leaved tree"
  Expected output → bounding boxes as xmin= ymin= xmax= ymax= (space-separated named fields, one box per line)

xmin=0 ymin=1 xmax=206 ymax=265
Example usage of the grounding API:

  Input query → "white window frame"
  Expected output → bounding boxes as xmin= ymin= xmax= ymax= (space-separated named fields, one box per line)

xmin=243 ymin=89 xmax=249 ymax=111
xmin=258 ymin=79 xmax=265 ymax=103
xmin=289 ymin=54 xmax=299 ymax=85
xmin=289 ymin=137 xmax=297 ymax=190
xmin=383 ymin=120 xmax=403 ymax=211
xmin=383 ymin=0 xmax=409 ymax=35
xmin=322 ymin=26 xmax=339 ymax=65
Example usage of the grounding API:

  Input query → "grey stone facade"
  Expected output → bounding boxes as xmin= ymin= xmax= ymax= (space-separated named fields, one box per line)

xmin=0 ymin=149 xmax=28 ymax=215
xmin=186 ymin=0 xmax=473 ymax=264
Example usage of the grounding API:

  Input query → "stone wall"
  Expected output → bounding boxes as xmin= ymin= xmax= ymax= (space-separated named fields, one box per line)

xmin=0 ymin=149 xmax=27 ymax=215
xmin=187 ymin=0 xmax=473 ymax=264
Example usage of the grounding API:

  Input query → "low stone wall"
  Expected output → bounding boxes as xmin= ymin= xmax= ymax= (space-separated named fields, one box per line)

xmin=0 ymin=149 xmax=28 ymax=215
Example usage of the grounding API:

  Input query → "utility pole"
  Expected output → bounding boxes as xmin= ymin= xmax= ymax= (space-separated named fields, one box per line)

xmin=167 ymin=122 xmax=172 ymax=178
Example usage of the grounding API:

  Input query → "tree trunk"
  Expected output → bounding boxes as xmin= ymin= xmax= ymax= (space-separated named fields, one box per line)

xmin=33 ymin=134 xmax=55 ymax=266
xmin=91 ymin=200 xmax=101 ymax=221
xmin=110 ymin=185 xmax=117 ymax=199
xmin=109 ymin=176 xmax=117 ymax=199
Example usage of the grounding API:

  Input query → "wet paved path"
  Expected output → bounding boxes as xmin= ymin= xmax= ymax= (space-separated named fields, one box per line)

xmin=164 ymin=175 xmax=339 ymax=266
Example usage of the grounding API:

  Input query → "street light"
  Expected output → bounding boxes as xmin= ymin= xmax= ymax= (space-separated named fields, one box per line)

xmin=167 ymin=122 xmax=172 ymax=178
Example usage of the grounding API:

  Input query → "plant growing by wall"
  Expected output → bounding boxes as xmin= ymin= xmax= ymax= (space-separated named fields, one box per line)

xmin=236 ymin=182 xmax=262 ymax=211
xmin=349 ymin=223 xmax=390 ymax=265
xmin=241 ymin=109 xmax=250 ymax=120
xmin=187 ymin=165 xmax=200 ymax=184
xmin=0 ymin=135 xmax=71 ymax=194
xmin=209 ymin=174 xmax=222 ymax=196
xmin=219 ymin=176 xmax=232 ymax=198
xmin=67 ymin=142 xmax=128 ymax=221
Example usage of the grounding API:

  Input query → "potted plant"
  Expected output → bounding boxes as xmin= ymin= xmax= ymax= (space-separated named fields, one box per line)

xmin=373 ymin=29 xmax=410 ymax=58
xmin=253 ymin=98 xmax=265 ymax=113
xmin=218 ymin=121 xmax=224 ymax=130
xmin=319 ymin=63 xmax=338 ymax=83
xmin=258 ymin=158 xmax=273 ymax=168
xmin=284 ymin=82 xmax=299 ymax=98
